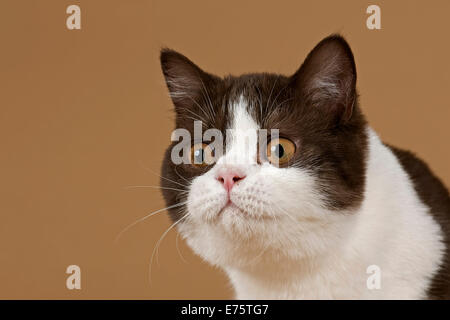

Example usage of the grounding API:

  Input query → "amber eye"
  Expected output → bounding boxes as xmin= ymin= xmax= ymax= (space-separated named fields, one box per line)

xmin=266 ymin=138 xmax=296 ymax=166
xmin=191 ymin=143 xmax=215 ymax=167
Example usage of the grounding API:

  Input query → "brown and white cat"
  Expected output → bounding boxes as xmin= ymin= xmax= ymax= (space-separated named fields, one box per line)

xmin=159 ymin=35 xmax=450 ymax=299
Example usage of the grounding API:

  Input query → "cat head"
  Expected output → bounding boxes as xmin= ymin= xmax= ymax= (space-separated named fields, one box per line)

xmin=160 ymin=35 xmax=368 ymax=268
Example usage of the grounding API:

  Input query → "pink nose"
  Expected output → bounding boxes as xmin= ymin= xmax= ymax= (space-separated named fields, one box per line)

xmin=217 ymin=171 xmax=246 ymax=192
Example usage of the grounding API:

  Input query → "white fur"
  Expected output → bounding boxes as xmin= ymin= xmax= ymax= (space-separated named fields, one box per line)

xmin=178 ymin=97 xmax=445 ymax=299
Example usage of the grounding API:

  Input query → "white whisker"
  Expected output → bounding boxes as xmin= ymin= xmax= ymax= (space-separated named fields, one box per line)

xmin=266 ymin=76 xmax=279 ymax=113
xmin=271 ymin=202 xmax=298 ymax=225
xmin=174 ymin=166 xmax=192 ymax=185
xmin=176 ymin=232 xmax=189 ymax=264
xmin=138 ymin=161 xmax=189 ymax=188
xmin=181 ymin=97 xmax=210 ymax=123
xmin=114 ymin=202 xmax=187 ymax=243
xmin=198 ymin=76 xmax=216 ymax=119
xmin=123 ymin=185 xmax=187 ymax=193
xmin=149 ymin=213 xmax=189 ymax=285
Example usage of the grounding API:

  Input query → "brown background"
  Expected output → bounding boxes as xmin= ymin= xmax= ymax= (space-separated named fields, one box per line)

xmin=0 ymin=0 xmax=449 ymax=299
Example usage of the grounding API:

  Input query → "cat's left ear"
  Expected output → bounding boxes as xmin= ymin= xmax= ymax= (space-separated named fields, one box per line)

xmin=160 ymin=49 xmax=220 ymax=114
xmin=291 ymin=35 xmax=357 ymax=123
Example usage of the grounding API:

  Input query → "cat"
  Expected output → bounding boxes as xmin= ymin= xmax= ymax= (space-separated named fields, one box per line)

xmin=159 ymin=34 xmax=450 ymax=299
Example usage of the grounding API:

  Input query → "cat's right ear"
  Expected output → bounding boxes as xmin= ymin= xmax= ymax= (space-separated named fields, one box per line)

xmin=160 ymin=49 xmax=219 ymax=114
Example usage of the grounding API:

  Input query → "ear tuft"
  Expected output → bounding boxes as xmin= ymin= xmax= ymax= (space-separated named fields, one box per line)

xmin=292 ymin=34 xmax=357 ymax=123
xmin=160 ymin=49 xmax=218 ymax=112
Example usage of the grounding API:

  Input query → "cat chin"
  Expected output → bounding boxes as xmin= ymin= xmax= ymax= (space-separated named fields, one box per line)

xmin=177 ymin=208 xmax=350 ymax=269
xmin=177 ymin=226 xmax=281 ymax=268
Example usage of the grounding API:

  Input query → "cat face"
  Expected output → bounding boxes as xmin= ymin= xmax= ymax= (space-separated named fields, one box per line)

xmin=160 ymin=35 xmax=368 ymax=268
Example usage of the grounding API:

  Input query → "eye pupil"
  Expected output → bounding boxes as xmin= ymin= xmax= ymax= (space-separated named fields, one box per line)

xmin=265 ymin=138 xmax=295 ymax=166
xmin=271 ymin=144 xmax=285 ymax=158
xmin=194 ymin=149 xmax=204 ymax=163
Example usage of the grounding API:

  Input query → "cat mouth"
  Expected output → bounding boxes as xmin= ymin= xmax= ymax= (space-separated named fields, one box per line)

xmin=217 ymin=201 xmax=273 ymax=220
xmin=217 ymin=202 xmax=245 ymax=216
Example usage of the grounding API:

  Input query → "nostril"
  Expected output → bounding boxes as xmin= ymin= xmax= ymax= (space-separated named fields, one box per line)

xmin=217 ymin=172 xmax=246 ymax=191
